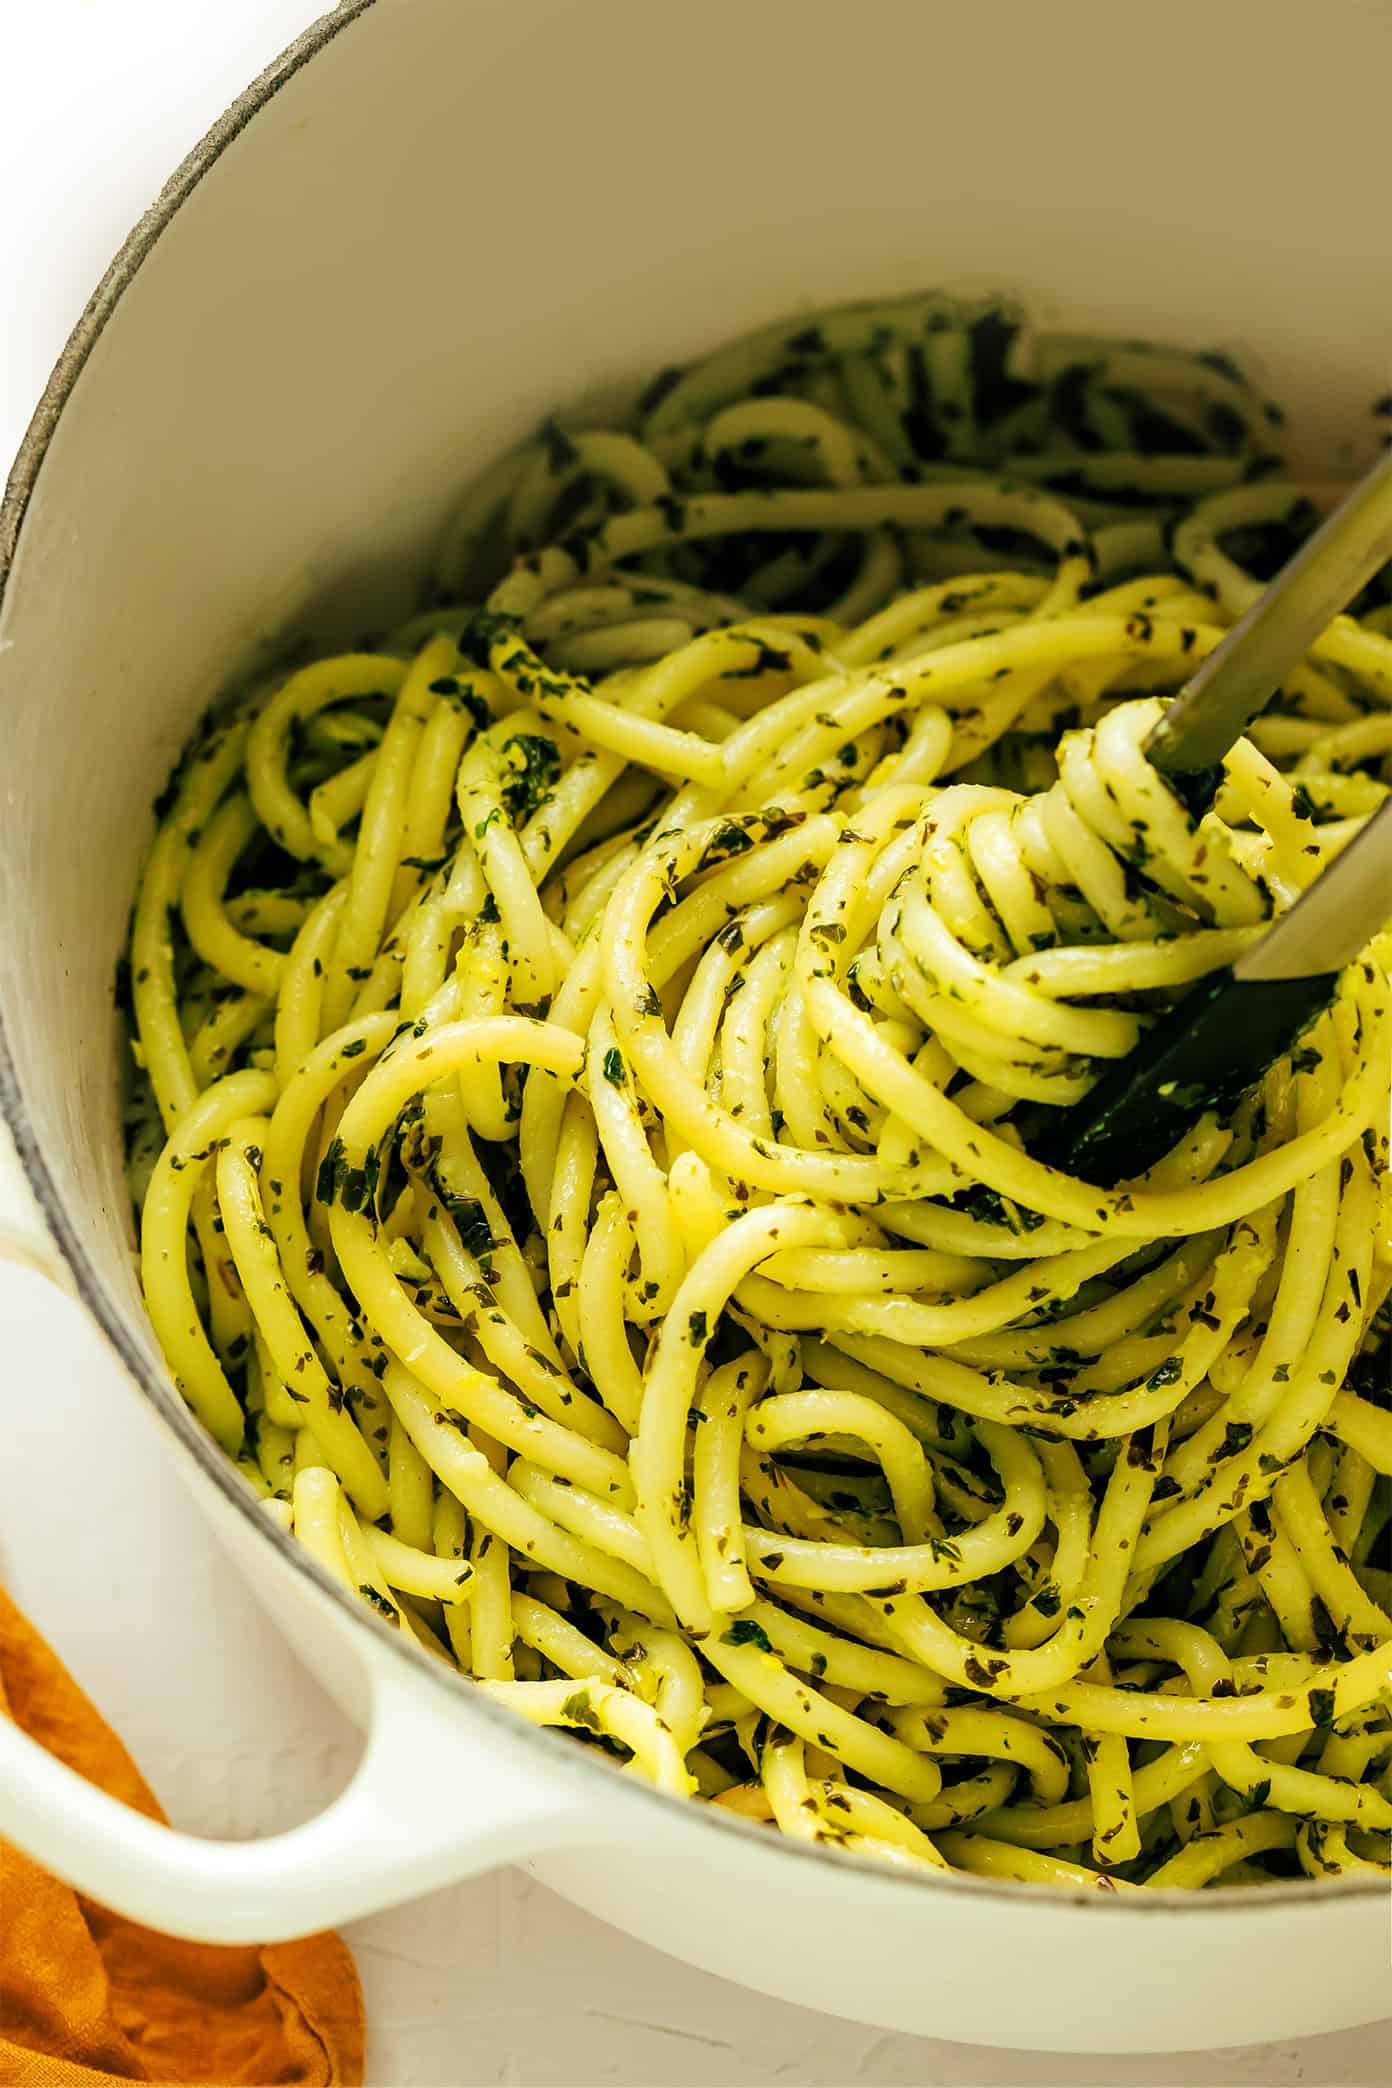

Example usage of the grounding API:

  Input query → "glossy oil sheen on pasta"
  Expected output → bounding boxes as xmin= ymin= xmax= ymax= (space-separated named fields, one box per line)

xmin=125 ymin=294 xmax=1392 ymax=1890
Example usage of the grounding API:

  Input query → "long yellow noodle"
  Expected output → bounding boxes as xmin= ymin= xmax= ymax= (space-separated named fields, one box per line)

xmin=125 ymin=293 xmax=1392 ymax=1889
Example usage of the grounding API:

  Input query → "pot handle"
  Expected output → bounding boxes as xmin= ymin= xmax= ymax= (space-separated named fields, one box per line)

xmin=0 ymin=1639 xmax=585 ymax=1942
xmin=0 ymin=1119 xmax=585 ymax=1940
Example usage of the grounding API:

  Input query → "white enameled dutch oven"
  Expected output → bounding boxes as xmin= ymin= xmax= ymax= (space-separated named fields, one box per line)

xmin=0 ymin=0 xmax=1389 ymax=2053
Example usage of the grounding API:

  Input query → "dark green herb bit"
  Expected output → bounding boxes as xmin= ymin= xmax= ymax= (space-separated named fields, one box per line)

xmin=721 ymin=1619 xmax=773 ymax=1653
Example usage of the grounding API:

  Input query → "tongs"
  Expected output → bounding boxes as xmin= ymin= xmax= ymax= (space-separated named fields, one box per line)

xmin=1031 ymin=444 xmax=1392 ymax=1186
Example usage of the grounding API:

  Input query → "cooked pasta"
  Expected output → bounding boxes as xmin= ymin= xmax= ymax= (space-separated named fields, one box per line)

xmin=123 ymin=293 xmax=1392 ymax=1889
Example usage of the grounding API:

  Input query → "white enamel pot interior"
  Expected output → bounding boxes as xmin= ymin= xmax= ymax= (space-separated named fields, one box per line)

xmin=1 ymin=0 xmax=1390 ymax=2054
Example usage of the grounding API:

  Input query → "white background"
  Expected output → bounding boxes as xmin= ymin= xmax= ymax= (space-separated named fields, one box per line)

xmin=0 ymin=5 xmax=1387 ymax=2084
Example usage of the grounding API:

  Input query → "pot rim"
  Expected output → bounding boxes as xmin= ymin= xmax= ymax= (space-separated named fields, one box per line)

xmin=0 ymin=0 xmax=1380 ymax=1918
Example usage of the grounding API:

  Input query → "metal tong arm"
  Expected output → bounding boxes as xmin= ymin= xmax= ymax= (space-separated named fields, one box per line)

xmin=1147 ymin=443 xmax=1392 ymax=776
xmin=1238 ymin=794 xmax=1392 ymax=983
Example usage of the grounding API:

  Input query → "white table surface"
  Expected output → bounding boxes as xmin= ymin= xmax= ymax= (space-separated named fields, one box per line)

xmin=2 ymin=7 xmax=1388 ymax=2084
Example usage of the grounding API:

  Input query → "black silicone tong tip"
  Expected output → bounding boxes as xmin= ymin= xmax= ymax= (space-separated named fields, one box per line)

xmin=1024 ymin=968 xmax=1338 ymax=1188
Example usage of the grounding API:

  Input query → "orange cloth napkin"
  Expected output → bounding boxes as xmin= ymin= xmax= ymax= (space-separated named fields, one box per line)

xmin=0 ymin=1584 xmax=364 ymax=2086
